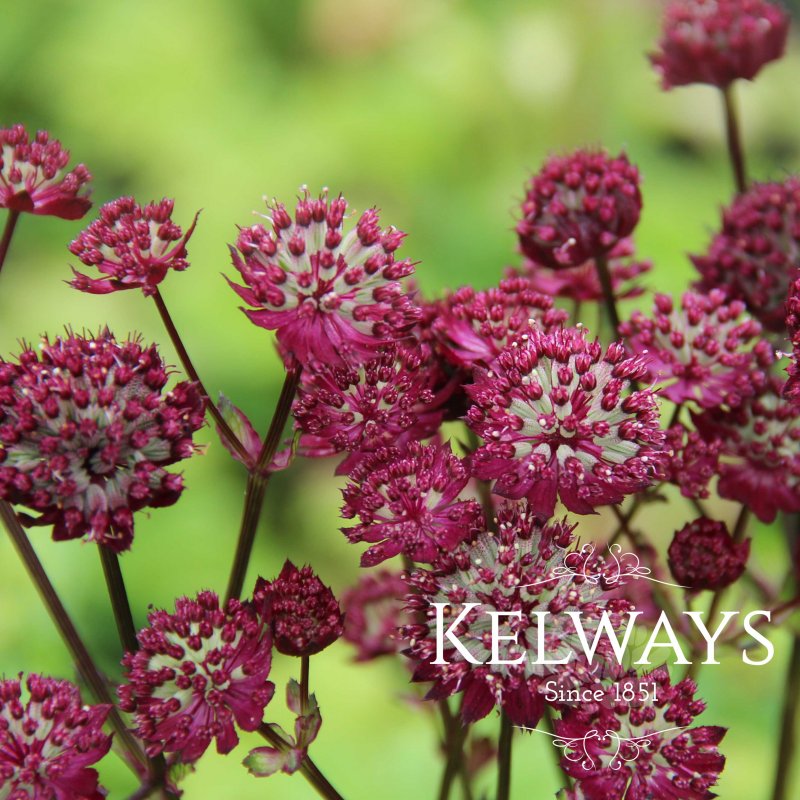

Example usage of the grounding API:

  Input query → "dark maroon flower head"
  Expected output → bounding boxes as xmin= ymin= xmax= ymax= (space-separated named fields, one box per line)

xmin=668 ymin=517 xmax=750 ymax=591
xmin=342 ymin=569 xmax=411 ymax=661
xmin=69 ymin=196 xmax=197 ymax=296
xmin=692 ymin=178 xmax=800 ymax=332
xmin=432 ymin=276 xmax=568 ymax=370
xmin=341 ymin=441 xmax=484 ymax=566
xmin=694 ymin=379 xmax=800 ymax=522
xmin=785 ymin=276 xmax=800 ymax=403
xmin=293 ymin=342 xmax=450 ymax=476
xmin=556 ymin=667 xmax=726 ymax=800
xmin=255 ymin=561 xmax=344 ymax=657
xmin=403 ymin=502 xmax=631 ymax=728
xmin=520 ymin=238 xmax=652 ymax=305
xmin=466 ymin=326 xmax=665 ymax=519
xmin=516 ymin=150 xmax=642 ymax=269
xmin=0 ymin=674 xmax=111 ymax=800
xmin=621 ymin=290 xmax=774 ymax=408
xmin=650 ymin=0 xmax=789 ymax=90
xmin=227 ymin=187 xmax=421 ymax=367
xmin=119 ymin=590 xmax=274 ymax=763
xmin=0 ymin=124 xmax=91 ymax=219
xmin=663 ymin=424 xmax=722 ymax=500
xmin=0 ymin=331 xmax=205 ymax=551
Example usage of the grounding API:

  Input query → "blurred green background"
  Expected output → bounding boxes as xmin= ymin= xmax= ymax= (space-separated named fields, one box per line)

xmin=1 ymin=0 xmax=799 ymax=797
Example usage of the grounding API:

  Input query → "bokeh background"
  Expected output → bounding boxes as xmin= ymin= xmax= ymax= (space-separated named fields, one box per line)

xmin=2 ymin=0 xmax=800 ymax=797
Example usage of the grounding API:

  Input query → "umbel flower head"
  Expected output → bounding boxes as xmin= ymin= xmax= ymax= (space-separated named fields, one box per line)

xmin=466 ymin=326 xmax=665 ymax=519
xmin=694 ymin=378 xmax=800 ymax=522
xmin=69 ymin=196 xmax=198 ymax=296
xmin=227 ymin=187 xmax=421 ymax=367
xmin=341 ymin=441 xmax=484 ymax=566
xmin=650 ymin=0 xmax=789 ymax=90
xmin=403 ymin=502 xmax=631 ymax=727
xmin=785 ymin=275 xmax=800 ymax=404
xmin=119 ymin=590 xmax=274 ymax=762
xmin=520 ymin=238 xmax=652 ymax=305
xmin=668 ymin=517 xmax=750 ymax=591
xmin=620 ymin=289 xmax=774 ymax=409
xmin=663 ymin=423 xmax=722 ymax=501
xmin=516 ymin=150 xmax=642 ymax=270
xmin=254 ymin=561 xmax=344 ymax=657
xmin=0 ymin=124 xmax=91 ymax=219
xmin=0 ymin=673 xmax=111 ymax=800
xmin=556 ymin=667 xmax=726 ymax=800
xmin=293 ymin=342 xmax=450 ymax=476
xmin=431 ymin=276 xmax=568 ymax=369
xmin=342 ymin=569 xmax=411 ymax=661
xmin=692 ymin=178 xmax=800 ymax=332
xmin=0 ymin=329 xmax=205 ymax=551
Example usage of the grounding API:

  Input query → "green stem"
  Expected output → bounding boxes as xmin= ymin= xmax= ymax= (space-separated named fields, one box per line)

xmin=438 ymin=700 xmax=472 ymax=800
xmin=0 ymin=210 xmax=20 ymax=278
xmin=722 ymin=84 xmax=747 ymax=194
xmin=594 ymin=253 xmax=620 ymax=340
xmin=225 ymin=363 xmax=302 ymax=601
xmin=772 ymin=635 xmax=800 ymax=800
xmin=497 ymin=712 xmax=513 ymax=800
xmin=98 ymin=545 xmax=139 ymax=654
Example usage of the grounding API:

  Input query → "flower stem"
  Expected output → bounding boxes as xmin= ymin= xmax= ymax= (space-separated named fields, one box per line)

xmin=594 ymin=253 xmax=620 ymax=340
xmin=497 ymin=712 xmax=514 ymax=800
xmin=722 ymin=84 xmax=747 ymax=194
xmin=542 ymin=707 xmax=571 ymax=788
xmin=0 ymin=501 xmax=147 ymax=772
xmin=0 ymin=210 xmax=20 ymax=278
xmin=258 ymin=724 xmax=345 ymax=800
xmin=151 ymin=288 xmax=250 ymax=464
xmin=732 ymin=505 xmax=750 ymax=543
xmin=772 ymin=634 xmax=800 ymax=800
xmin=438 ymin=700 xmax=472 ymax=800
xmin=300 ymin=655 xmax=310 ymax=714
xmin=98 ymin=545 xmax=139 ymax=654
xmin=225 ymin=363 xmax=302 ymax=601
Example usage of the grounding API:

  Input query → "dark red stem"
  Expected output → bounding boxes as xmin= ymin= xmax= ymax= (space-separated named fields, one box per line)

xmin=0 ymin=210 xmax=21 ymax=278
xmin=772 ymin=634 xmax=800 ymax=800
xmin=722 ymin=84 xmax=747 ymax=194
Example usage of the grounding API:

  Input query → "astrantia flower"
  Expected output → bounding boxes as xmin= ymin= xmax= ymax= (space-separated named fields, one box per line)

xmin=516 ymin=150 xmax=642 ymax=269
xmin=342 ymin=569 xmax=411 ymax=661
xmin=520 ymin=238 xmax=652 ymax=305
xmin=69 ymin=197 xmax=197 ymax=296
xmin=785 ymin=276 xmax=800 ymax=403
xmin=227 ymin=187 xmax=420 ymax=367
xmin=650 ymin=0 xmax=789 ymax=90
xmin=0 ymin=330 xmax=205 ymax=551
xmin=466 ymin=326 xmax=665 ymax=519
xmin=692 ymin=178 xmax=800 ymax=331
xmin=694 ymin=380 xmax=800 ymax=522
xmin=254 ymin=561 xmax=344 ymax=657
xmin=119 ymin=590 xmax=274 ymax=762
xmin=341 ymin=441 xmax=484 ymax=566
xmin=0 ymin=674 xmax=111 ymax=800
xmin=403 ymin=502 xmax=630 ymax=727
xmin=0 ymin=124 xmax=91 ymax=219
xmin=663 ymin=424 xmax=721 ymax=500
xmin=432 ymin=276 xmax=568 ymax=369
xmin=668 ymin=517 xmax=749 ymax=591
xmin=293 ymin=343 xmax=449 ymax=476
xmin=620 ymin=290 xmax=774 ymax=408
xmin=556 ymin=667 xmax=726 ymax=800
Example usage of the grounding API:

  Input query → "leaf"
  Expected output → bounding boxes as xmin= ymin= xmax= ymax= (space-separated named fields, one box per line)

xmin=216 ymin=394 xmax=262 ymax=467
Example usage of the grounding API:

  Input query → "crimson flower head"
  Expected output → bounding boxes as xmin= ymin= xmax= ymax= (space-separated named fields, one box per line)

xmin=785 ymin=275 xmax=800 ymax=404
xmin=521 ymin=238 xmax=651 ymax=304
xmin=692 ymin=178 xmax=800 ymax=332
xmin=0 ymin=330 xmax=205 ymax=551
xmin=0 ymin=673 xmax=111 ymax=800
xmin=342 ymin=569 xmax=411 ymax=661
xmin=621 ymin=290 xmax=774 ymax=408
xmin=694 ymin=379 xmax=800 ymax=522
xmin=341 ymin=441 xmax=484 ymax=566
xmin=668 ymin=517 xmax=750 ymax=591
xmin=293 ymin=342 xmax=450 ymax=476
xmin=663 ymin=423 xmax=721 ymax=500
xmin=466 ymin=326 xmax=665 ymax=519
xmin=556 ymin=667 xmax=726 ymax=800
xmin=404 ymin=502 xmax=631 ymax=727
xmin=69 ymin=196 xmax=197 ymax=296
xmin=0 ymin=124 xmax=91 ymax=219
xmin=516 ymin=150 xmax=642 ymax=269
xmin=255 ymin=561 xmax=344 ymax=657
xmin=432 ymin=276 xmax=568 ymax=369
xmin=119 ymin=590 xmax=274 ymax=762
xmin=227 ymin=187 xmax=420 ymax=367
xmin=650 ymin=0 xmax=789 ymax=90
